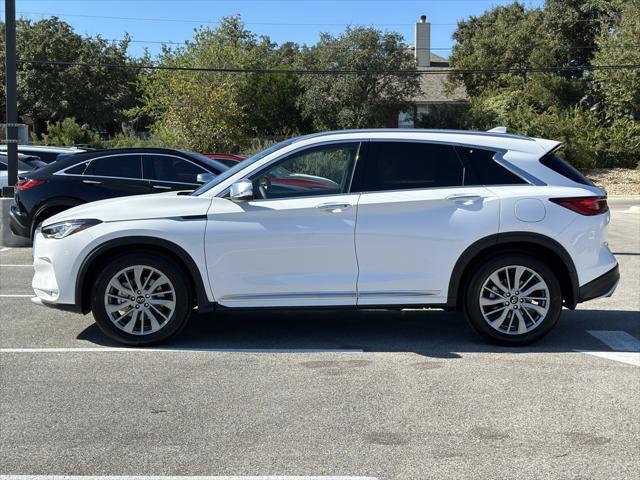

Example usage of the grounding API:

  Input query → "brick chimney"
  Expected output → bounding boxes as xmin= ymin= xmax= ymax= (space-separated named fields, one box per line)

xmin=415 ymin=14 xmax=431 ymax=67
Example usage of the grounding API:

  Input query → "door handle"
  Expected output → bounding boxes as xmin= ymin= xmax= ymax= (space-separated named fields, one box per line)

xmin=446 ymin=194 xmax=483 ymax=205
xmin=316 ymin=202 xmax=351 ymax=212
xmin=153 ymin=185 xmax=172 ymax=190
xmin=82 ymin=179 xmax=101 ymax=185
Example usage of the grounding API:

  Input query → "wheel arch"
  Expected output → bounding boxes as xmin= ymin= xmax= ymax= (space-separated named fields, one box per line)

xmin=448 ymin=232 xmax=579 ymax=310
xmin=76 ymin=236 xmax=214 ymax=314
xmin=31 ymin=197 xmax=85 ymax=236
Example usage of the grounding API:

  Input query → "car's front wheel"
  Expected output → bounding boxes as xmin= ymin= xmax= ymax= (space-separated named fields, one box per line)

xmin=91 ymin=253 xmax=192 ymax=346
xmin=465 ymin=254 xmax=563 ymax=346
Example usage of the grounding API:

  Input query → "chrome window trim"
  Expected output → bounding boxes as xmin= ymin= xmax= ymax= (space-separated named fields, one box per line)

xmin=54 ymin=152 xmax=211 ymax=185
xmin=214 ymin=137 xmax=545 ymax=200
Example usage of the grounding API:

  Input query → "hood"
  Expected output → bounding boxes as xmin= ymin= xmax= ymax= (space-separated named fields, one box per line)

xmin=43 ymin=192 xmax=212 ymax=226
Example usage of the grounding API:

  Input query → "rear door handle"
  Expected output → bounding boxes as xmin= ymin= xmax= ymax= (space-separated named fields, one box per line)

xmin=82 ymin=179 xmax=101 ymax=185
xmin=153 ymin=185 xmax=172 ymax=190
xmin=316 ymin=202 xmax=351 ymax=212
xmin=446 ymin=194 xmax=483 ymax=205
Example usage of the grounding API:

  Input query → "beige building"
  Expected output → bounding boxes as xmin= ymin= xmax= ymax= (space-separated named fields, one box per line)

xmin=396 ymin=15 xmax=468 ymax=128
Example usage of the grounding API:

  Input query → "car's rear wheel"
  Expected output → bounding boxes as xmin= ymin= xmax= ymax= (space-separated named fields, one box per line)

xmin=464 ymin=254 xmax=562 ymax=346
xmin=91 ymin=253 xmax=192 ymax=346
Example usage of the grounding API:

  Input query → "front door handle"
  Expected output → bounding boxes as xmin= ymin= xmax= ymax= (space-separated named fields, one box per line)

xmin=316 ymin=202 xmax=351 ymax=212
xmin=82 ymin=179 xmax=101 ymax=185
xmin=153 ymin=185 xmax=172 ymax=190
xmin=446 ymin=194 xmax=483 ymax=205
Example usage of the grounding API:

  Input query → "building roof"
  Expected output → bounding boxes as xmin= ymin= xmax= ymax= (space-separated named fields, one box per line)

xmin=412 ymin=53 xmax=468 ymax=104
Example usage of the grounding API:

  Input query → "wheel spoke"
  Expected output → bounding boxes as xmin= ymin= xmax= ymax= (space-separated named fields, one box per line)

xmin=122 ymin=310 xmax=139 ymax=333
xmin=109 ymin=277 xmax=134 ymax=296
xmin=515 ymin=309 xmax=527 ymax=334
xmin=149 ymin=298 xmax=175 ymax=307
xmin=146 ymin=274 xmax=170 ymax=294
xmin=513 ymin=266 xmax=525 ymax=291
xmin=145 ymin=308 xmax=162 ymax=331
xmin=480 ymin=297 xmax=506 ymax=306
xmin=106 ymin=301 xmax=132 ymax=314
xmin=522 ymin=302 xmax=548 ymax=317
xmin=490 ymin=307 xmax=510 ymax=329
xmin=133 ymin=266 xmax=143 ymax=292
xmin=521 ymin=282 xmax=545 ymax=297
xmin=489 ymin=272 xmax=509 ymax=294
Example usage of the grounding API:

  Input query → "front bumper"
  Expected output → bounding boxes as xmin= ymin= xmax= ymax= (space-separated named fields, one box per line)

xmin=578 ymin=264 xmax=620 ymax=303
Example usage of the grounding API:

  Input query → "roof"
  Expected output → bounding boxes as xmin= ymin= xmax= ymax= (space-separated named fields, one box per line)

xmin=412 ymin=53 xmax=469 ymax=104
xmin=292 ymin=129 xmax=560 ymax=156
xmin=0 ymin=145 xmax=87 ymax=153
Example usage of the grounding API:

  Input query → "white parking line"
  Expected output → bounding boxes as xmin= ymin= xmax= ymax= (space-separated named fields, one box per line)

xmin=0 ymin=264 xmax=31 ymax=267
xmin=0 ymin=247 xmax=12 ymax=252
xmin=0 ymin=347 xmax=365 ymax=354
xmin=579 ymin=330 xmax=640 ymax=367
xmin=0 ymin=294 xmax=34 ymax=297
xmin=0 ymin=477 xmax=378 ymax=480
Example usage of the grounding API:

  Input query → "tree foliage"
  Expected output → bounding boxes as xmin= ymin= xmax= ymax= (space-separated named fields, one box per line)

xmin=448 ymin=0 xmax=639 ymax=169
xmin=0 ymin=17 xmax=140 ymax=134
xmin=297 ymin=27 xmax=420 ymax=130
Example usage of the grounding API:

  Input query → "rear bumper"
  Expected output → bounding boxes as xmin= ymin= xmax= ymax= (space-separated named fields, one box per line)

xmin=578 ymin=264 xmax=620 ymax=303
xmin=9 ymin=202 xmax=30 ymax=238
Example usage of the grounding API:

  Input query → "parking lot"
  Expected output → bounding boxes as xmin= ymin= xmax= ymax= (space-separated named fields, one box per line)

xmin=0 ymin=199 xmax=638 ymax=479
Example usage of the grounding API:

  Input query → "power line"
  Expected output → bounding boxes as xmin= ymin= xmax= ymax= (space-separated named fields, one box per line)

xmin=14 ymin=10 xmax=608 ymax=27
xmin=18 ymin=59 xmax=640 ymax=75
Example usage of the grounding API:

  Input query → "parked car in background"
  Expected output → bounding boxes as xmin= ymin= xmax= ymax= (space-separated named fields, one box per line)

xmin=9 ymin=147 xmax=228 ymax=238
xmin=0 ymin=155 xmax=33 ymax=188
xmin=1 ymin=153 xmax=48 ymax=170
xmin=0 ymin=145 xmax=87 ymax=164
xmin=203 ymin=153 xmax=245 ymax=167
xmin=30 ymin=130 xmax=618 ymax=347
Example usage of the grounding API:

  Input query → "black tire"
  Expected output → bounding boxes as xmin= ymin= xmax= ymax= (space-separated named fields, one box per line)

xmin=91 ymin=253 xmax=192 ymax=346
xmin=464 ymin=253 xmax=562 ymax=346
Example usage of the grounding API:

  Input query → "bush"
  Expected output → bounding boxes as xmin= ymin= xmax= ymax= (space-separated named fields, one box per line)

xmin=34 ymin=117 xmax=102 ymax=147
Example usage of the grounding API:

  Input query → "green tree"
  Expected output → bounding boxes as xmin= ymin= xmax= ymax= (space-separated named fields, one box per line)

xmin=0 ymin=17 xmax=140 ymax=134
xmin=591 ymin=1 xmax=640 ymax=120
xmin=297 ymin=27 xmax=420 ymax=130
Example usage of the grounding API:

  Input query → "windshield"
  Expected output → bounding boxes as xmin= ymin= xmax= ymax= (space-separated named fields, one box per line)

xmin=191 ymin=138 xmax=298 ymax=196
xmin=179 ymin=150 xmax=229 ymax=174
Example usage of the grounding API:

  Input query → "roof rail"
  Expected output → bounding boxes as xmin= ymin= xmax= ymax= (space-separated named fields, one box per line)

xmin=487 ymin=126 xmax=507 ymax=133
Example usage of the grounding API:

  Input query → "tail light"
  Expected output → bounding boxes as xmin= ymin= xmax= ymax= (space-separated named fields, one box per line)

xmin=16 ymin=178 xmax=46 ymax=191
xmin=550 ymin=196 xmax=608 ymax=216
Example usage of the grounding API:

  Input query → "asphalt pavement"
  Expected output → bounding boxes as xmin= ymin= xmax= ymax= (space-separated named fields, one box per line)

xmin=0 ymin=199 xmax=638 ymax=479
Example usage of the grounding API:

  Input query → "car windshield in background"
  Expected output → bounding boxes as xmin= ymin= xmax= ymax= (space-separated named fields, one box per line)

xmin=178 ymin=151 xmax=229 ymax=174
xmin=191 ymin=138 xmax=297 ymax=196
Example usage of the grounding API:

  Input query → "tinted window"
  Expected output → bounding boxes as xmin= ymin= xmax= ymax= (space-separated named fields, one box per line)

xmin=250 ymin=142 xmax=359 ymax=199
xmin=540 ymin=153 xmax=594 ymax=186
xmin=65 ymin=162 xmax=88 ymax=175
xmin=0 ymin=161 xmax=6 ymax=171
xmin=351 ymin=141 xmax=463 ymax=192
xmin=20 ymin=150 xmax=60 ymax=163
xmin=456 ymin=146 xmax=527 ymax=185
xmin=143 ymin=155 xmax=206 ymax=184
xmin=85 ymin=155 xmax=142 ymax=179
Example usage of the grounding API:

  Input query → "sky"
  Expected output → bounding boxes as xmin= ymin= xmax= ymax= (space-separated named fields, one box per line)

xmin=5 ymin=0 xmax=545 ymax=58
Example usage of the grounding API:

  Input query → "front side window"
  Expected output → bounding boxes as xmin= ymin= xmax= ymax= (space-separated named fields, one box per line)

xmin=351 ymin=141 xmax=463 ymax=192
xmin=85 ymin=155 xmax=142 ymax=179
xmin=143 ymin=155 xmax=206 ymax=184
xmin=249 ymin=142 xmax=359 ymax=200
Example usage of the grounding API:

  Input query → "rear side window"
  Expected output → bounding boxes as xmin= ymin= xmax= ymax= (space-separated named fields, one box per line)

xmin=456 ymin=147 xmax=527 ymax=185
xmin=143 ymin=155 xmax=206 ymax=184
xmin=540 ymin=153 xmax=594 ymax=186
xmin=85 ymin=155 xmax=142 ymax=179
xmin=65 ymin=162 xmax=88 ymax=175
xmin=351 ymin=141 xmax=463 ymax=192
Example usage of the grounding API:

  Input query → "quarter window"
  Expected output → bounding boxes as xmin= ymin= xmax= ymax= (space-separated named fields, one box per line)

xmin=250 ymin=143 xmax=359 ymax=199
xmin=85 ymin=155 xmax=142 ymax=179
xmin=456 ymin=147 xmax=527 ymax=185
xmin=351 ymin=141 xmax=463 ymax=192
xmin=143 ymin=155 xmax=207 ymax=184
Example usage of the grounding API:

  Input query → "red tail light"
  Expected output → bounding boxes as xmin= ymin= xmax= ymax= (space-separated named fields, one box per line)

xmin=550 ymin=196 xmax=608 ymax=216
xmin=16 ymin=178 xmax=47 ymax=191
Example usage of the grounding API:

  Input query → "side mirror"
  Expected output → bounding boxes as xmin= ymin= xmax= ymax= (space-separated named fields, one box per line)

xmin=230 ymin=179 xmax=254 ymax=202
xmin=196 ymin=172 xmax=216 ymax=184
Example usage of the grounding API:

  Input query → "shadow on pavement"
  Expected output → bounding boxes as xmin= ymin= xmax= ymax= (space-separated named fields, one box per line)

xmin=77 ymin=307 xmax=640 ymax=358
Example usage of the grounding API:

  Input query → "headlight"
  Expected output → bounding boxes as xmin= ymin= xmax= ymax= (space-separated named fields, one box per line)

xmin=41 ymin=219 xmax=102 ymax=239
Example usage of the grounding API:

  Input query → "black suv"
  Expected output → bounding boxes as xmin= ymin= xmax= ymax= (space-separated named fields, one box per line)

xmin=9 ymin=147 xmax=227 ymax=238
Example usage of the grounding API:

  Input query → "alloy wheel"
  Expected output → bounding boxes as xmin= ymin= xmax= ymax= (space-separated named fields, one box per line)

xmin=479 ymin=265 xmax=550 ymax=335
xmin=104 ymin=265 xmax=177 ymax=336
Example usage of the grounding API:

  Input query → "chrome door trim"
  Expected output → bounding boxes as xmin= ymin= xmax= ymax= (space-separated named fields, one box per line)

xmin=219 ymin=291 xmax=357 ymax=302
xmin=357 ymin=290 xmax=441 ymax=298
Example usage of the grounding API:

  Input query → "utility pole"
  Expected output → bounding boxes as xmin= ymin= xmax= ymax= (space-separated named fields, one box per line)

xmin=3 ymin=0 xmax=18 ymax=197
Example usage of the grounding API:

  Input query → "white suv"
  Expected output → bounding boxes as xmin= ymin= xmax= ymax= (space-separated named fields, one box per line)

xmin=32 ymin=130 xmax=619 ymax=346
